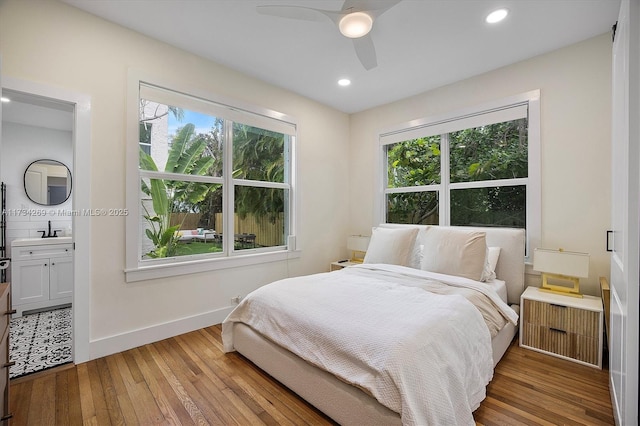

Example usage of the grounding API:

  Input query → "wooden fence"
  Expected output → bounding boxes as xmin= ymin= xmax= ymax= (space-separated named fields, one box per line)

xmin=170 ymin=212 xmax=284 ymax=247
xmin=169 ymin=213 xmax=202 ymax=230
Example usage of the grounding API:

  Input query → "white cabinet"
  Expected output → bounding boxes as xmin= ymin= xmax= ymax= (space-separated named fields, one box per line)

xmin=11 ymin=238 xmax=73 ymax=317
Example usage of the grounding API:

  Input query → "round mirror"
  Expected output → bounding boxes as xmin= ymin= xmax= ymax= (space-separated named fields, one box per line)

xmin=24 ymin=159 xmax=72 ymax=206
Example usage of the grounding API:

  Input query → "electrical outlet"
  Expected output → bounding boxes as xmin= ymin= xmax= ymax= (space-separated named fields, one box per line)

xmin=231 ymin=295 xmax=242 ymax=304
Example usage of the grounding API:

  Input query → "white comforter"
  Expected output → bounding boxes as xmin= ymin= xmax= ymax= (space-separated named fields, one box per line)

xmin=222 ymin=264 xmax=518 ymax=425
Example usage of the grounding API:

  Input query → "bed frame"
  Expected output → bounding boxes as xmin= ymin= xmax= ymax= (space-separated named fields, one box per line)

xmin=232 ymin=225 xmax=526 ymax=425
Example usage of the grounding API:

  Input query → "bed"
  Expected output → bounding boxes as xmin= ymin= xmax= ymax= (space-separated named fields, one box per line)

xmin=222 ymin=225 xmax=525 ymax=425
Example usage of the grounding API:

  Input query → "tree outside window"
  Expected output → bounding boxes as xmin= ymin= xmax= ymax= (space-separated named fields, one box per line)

xmin=138 ymin=90 xmax=292 ymax=261
xmin=385 ymin=112 xmax=529 ymax=229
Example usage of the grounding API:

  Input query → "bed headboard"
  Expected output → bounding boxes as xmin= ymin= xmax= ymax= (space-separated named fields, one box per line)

xmin=378 ymin=224 xmax=526 ymax=305
xmin=463 ymin=226 xmax=526 ymax=305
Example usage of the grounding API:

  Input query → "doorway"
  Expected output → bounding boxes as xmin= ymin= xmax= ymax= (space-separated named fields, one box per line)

xmin=0 ymin=76 xmax=91 ymax=374
xmin=1 ymin=88 xmax=74 ymax=377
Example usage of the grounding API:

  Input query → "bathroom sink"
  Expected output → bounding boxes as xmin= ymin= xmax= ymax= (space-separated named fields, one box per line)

xmin=11 ymin=237 xmax=72 ymax=247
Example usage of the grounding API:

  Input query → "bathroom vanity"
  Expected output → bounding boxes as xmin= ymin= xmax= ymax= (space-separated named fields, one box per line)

xmin=10 ymin=237 xmax=73 ymax=317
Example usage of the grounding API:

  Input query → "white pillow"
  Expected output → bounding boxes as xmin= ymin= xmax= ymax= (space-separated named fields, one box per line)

xmin=481 ymin=246 xmax=502 ymax=282
xmin=420 ymin=227 xmax=487 ymax=281
xmin=363 ymin=227 xmax=419 ymax=266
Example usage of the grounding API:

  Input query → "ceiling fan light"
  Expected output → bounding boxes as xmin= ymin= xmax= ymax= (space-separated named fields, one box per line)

xmin=486 ymin=8 xmax=508 ymax=24
xmin=339 ymin=12 xmax=373 ymax=38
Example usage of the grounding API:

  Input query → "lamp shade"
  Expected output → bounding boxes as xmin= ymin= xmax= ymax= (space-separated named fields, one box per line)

xmin=347 ymin=235 xmax=370 ymax=252
xmin=533 ymin=248 xmax=589 ymax=278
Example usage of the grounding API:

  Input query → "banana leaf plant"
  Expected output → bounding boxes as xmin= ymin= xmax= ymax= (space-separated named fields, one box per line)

xmin=140 ymin=124 xmax=216 ymax=258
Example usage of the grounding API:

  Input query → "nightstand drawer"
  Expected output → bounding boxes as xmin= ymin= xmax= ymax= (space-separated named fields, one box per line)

xmin=522 ymin=299 xmax=600 ymax=338
xmin=521 ymin=323 xmax=599 ymax=365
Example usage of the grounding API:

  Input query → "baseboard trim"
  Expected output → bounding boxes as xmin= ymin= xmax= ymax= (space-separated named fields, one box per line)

xmin=89 ymin=305 xmax=234 ymax=360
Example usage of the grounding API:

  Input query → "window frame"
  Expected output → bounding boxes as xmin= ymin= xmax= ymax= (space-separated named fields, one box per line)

xmin=376 ymin=91 xmax=541 ymax=261
xmin=125 ymin=70 xmax=299 ymax=282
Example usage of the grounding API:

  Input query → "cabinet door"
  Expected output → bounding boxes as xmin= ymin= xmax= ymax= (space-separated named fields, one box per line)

xmin=11 ymin=259 xmax=49 ymax=305
xmin=49 ymin=256 xmax=73 ymax=300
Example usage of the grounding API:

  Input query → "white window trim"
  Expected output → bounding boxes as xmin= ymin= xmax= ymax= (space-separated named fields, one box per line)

xmin=125 ymin=69 xmax=299 ymax=282
xmin=375 ymin=90 xmax=541 ymax=261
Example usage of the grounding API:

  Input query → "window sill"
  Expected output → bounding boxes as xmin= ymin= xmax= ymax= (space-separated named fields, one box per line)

xmin=125 ymin=249 xmax=301 ymax=282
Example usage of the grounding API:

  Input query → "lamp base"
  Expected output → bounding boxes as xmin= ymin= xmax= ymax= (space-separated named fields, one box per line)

xmin=540 ymin=272 xmax=583 ymax=298
xmin=350 ymin=250 xmax=365 ymax=264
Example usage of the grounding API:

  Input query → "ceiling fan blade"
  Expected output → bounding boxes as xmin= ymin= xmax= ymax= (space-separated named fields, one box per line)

xmin=353 ymin=34 xmax=377 ymax=70
xmin=342 ymin=0 xmax=402 ymax=18
xmin=256 ymin=5 xmax=330 ymax=22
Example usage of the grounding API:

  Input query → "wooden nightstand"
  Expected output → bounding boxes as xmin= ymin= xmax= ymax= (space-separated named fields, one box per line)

xmin=330 ymin=261 xmax=358 ymax=271
xmin=520 ymin=286 xmax=603 ymax=368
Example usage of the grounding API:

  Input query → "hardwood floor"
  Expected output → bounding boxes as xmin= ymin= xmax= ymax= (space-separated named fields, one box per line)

xmin=9 ymin=325 xmax=614 ymax=425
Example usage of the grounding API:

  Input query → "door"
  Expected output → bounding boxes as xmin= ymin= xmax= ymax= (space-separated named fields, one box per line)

xmin=24 ymin=164 xmax=47 ymax=204
xmin=609 ymin=1 xmax=639 ymax=424
xmin=49 ymin=256 xmax=73 ymax=300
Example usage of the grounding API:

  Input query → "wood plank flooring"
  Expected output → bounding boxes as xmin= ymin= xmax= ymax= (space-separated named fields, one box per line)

xmin=10 ymin=325 xmax=614 ymax=425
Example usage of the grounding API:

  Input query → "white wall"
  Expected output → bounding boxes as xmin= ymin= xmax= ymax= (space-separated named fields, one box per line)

xmin=0 ymin=0 xmax=350 ymax=358
xmin=1 ymin=122 xmax=73 ymax=251
xmin=349 ymin=34 xmax=612 ymax=296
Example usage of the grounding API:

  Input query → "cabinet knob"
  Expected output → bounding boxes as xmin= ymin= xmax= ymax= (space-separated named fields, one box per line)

xmin=44 ymin=263 xmax=48 ymax=267
xmin=29 ymin=251 xmax=33 ymax=255
xmin=52 ymin=263 xmax=55 ymax=266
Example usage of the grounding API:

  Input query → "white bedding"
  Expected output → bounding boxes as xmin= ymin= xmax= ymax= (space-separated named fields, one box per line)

xmin=222 ymin=264 xmax=518 ymax=425
xmin=488 ymin=278 xmax=508 ymax=303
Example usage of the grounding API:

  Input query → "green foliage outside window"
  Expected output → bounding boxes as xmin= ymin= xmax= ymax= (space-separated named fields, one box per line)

xmin=140 ymin=112 xmax=287 ymax=258
xmin=232 ymin=123 xmax=286 ymax=224
xmin=386 ymin=119 xmax=528 ymax=227
xmin=140 ymin=123 xmax=216 ymax=258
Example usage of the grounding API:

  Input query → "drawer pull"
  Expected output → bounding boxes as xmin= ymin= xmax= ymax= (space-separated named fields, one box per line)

xmin=4 ymin=310 xmax=16 ymax=316
xmin=3 ymin=361 xmax=15 ymax=368
xmin=550 ymin=327 xmax=567 ymax=334
xmin=550 ymin=304 xmax=567 ymax=308
xmin=1 ymin=413 xmax=13 ymax=421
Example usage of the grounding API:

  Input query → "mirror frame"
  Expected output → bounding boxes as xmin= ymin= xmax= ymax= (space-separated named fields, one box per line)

xmin=23 ymin=159 xmax=73 ymax=206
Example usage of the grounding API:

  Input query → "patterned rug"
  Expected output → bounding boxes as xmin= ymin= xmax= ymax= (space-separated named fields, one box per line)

xmin=9 ymin=306 xmax=73 ymax=379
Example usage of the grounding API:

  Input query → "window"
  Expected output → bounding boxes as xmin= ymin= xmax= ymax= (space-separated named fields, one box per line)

xmin=126 ymin=78 xmax=297 ymax=281
xmin=139 ymin=123 xmax=152 ymax=155
xmin=380 ymin=91 xmax=540 ymax=256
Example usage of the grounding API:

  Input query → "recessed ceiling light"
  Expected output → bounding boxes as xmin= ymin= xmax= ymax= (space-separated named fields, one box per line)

xmin=338 ymin=79 xmax=351 ymax=87
xmin=486 ymin=8 xmax=508 ymax=24
xmin=0 ymin=97 xmax=10 ymax=103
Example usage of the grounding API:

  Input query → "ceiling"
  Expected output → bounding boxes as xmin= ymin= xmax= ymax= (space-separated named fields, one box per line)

xmin=62 ymin=0 xmax=620 ymax=114
xmin=2 ymin=89 xmax=74 ymax=132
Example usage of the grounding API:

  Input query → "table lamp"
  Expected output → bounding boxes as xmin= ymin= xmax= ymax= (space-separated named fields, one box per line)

xmin=533 ymin=248 xmax=590 ymax=298
xmin=347 ymin=235 xmax=370 ymax=263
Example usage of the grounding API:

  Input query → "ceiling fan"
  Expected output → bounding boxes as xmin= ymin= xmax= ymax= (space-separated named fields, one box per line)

xmin=257 ymin=0 xmax=402 ymax=70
